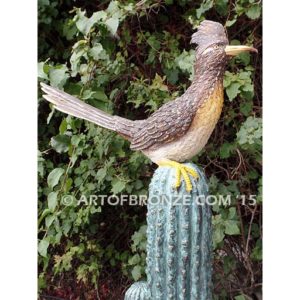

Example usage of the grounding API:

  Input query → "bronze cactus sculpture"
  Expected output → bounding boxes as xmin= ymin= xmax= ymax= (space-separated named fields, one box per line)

xmin=41 ymin=20 xmax=257 ymax=299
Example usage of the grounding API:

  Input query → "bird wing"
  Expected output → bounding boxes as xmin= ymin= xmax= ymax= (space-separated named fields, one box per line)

xmin=40 ymin=83 xmax=135 ymax=140
xmin=130 ymin=97 xmax=195 ymax=151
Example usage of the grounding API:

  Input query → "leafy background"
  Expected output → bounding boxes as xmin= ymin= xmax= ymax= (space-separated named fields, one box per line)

xmin=38 ymin=0 xmax=262 ymax=299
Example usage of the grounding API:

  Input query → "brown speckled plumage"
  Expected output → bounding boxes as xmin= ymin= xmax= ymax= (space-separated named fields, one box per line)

xmin=130 ymin=47 xmax=228 ymax=152
xmin=130 ymin=21 xmax=229 ymax=154
xmin=41 ymin=20 xmax=231 ymax=164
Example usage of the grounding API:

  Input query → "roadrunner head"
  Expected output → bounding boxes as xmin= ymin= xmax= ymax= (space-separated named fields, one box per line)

xmin=191 ymin=20 xmax=257 ymax=79
xmin=191 ymin=20 xmax=229 ymax=54
xmin=191 ymin=20 xmax=257 ymax=55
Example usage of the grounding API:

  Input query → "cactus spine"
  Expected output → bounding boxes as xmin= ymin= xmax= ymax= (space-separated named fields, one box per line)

xmin=125 ymin=163 xmax=212 ymax=300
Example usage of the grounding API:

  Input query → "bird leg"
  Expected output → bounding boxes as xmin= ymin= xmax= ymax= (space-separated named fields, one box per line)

xmin=157 ymin=160 xmax=199 ymax=192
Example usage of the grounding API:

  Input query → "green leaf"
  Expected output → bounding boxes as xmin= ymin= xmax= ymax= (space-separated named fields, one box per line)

xmin=106 ymin=17 xmax=119 ymax=35
xmin=93 ymin=90 xmax=108 ymax=101
xmin=213 ymin=225 xmax=225 ymax=247
xmin=241 ymin=82 xmax=254 ymax=93
xmin=131 ymin=225 xmax=147 ymax=252
xmin=236 ymin=117 xmax=262 ymax=146
xmin=75 ymin=12 xmax=88 ymax=35
xmin=175 ymin=50 xmax=195 ymax=79
xmin=38 ymin=62 xmax=48 ymax=80
xmin=96 ymin=168 xmax=107 ymax=183
xmin=240 ymin=101 xmax=253 ymax=116
xmin=128 ymin=254 xmax=141 ymax=265
xmin=215 ymin=0 xmax=228 ymax=16
xmin=50 ymin=134 xmax=70 ymax=153
xmin=39 ymin=0 xmax=50 ymax=6
xmin=38 ymin=239 xmax=49 ymax=258
xmin=38 ymin=273 xmax=46 ymax=290
xmin=164 ymin=68 xmax=179 ymax=84
xmin=49 ymin=65 xmax=69 ymax=89
xmin=75 ymin=10 xmax=105 ymax=35
xmin=225 ymin=18 xmax=237 ymax=27
xmin=228 ymin=207 xmax=237 ymax=219
xmin=219 ymin=142 xmax=234 ymax=159
xmin=147 ymin=35 xmax=160 ymax=51
xmin=111 ymin=180 xmax=126 ymax=194
xmin=223 ymin=70 xmax=234 ymax=87
xmin=131 ymin=265 xmax=142 ymax=281
xmin=150 ymin=74 xmax=169 ymax=92
xmin=59 ymin=119 xmax=68 ymax=134
xmin=225 ymin=220 xmax=240 ymax=235
xmin=235 ymin=295 xmax=246 ymax=300
xmin=237 ymin=52 xmax=251 ymax=66
xmin=246 ymin=4 xmax=261 ymax=20
xmin=226 ymin=82 xmax=240 ymax=101
xmin=47 ymin=168 xmax=64 ymax=189
xmin=196 ymin=0 xmax=213 ymax=19
xmin=45 ymin=214 xmax=55 ymax=228
xmin=251 ymin=239 xmax=262 ymax=261
xmin=48 ymin=191 xmax=58 ymax=211
xmin=88 ymin=43 xmax=105 ymax=60
xmin=70 ymin=41 xmax=88 ymax=76
xmin=106 ymin=1 xmax=120 ymax=15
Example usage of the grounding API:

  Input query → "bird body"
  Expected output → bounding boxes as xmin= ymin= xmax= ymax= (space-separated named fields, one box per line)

xmin=143 ymin=81 xmax=224 ymax=163
xmin=41 ymin=20 xmax=257 ymax=191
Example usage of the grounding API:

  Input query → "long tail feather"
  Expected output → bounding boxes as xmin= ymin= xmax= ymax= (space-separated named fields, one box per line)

xmin=40 ymin=83 xmax=135 ymax=140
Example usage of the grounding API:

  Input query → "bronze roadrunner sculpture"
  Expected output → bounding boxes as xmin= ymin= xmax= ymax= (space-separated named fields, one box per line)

xmin=41 ymin=20 xmax=257 ymax=192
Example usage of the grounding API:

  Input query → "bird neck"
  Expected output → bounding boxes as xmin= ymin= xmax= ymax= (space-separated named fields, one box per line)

xmin=193 ymin=66 xmax=225 ymax=85
xmin=193 ymin=50 xmax=227 ymax=88
xmin=186 ymin=50 xmax=227 ymax=108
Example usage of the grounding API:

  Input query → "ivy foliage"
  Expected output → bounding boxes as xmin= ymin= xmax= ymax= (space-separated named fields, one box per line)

xmin=38 ymin=0 xmax=262 ymax=299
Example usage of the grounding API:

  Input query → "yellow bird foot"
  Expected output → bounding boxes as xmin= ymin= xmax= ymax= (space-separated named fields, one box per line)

xmin=157 ymin=160 xmax=199 ymax=192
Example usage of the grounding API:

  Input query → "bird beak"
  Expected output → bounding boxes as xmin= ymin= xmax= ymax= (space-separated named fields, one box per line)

xmin=225 ymin=45 xmax=258 ymax=56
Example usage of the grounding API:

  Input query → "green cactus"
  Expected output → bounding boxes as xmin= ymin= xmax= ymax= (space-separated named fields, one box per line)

xmin=125 ymin=281 xmax=149 ymax=300
xmin=125 ymin=163 xmax=212 ymax=300
xmin=146 ymin=163 xmax=212 ymax=300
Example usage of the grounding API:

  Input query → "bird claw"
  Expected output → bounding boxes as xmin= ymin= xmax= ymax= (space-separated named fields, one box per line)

xmin=158 ymin=160 xmax=199 ymax=192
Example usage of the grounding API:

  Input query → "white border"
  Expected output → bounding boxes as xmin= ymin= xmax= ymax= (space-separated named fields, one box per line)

xmin=264 ymin=0 xmax=300 ymax=299
xmin=0 ymin=0 xmax=37 ymax=298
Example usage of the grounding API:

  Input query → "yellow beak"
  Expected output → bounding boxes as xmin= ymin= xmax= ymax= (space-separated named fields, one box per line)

xmin=225 ymin=45 xmax=258 ymax=56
